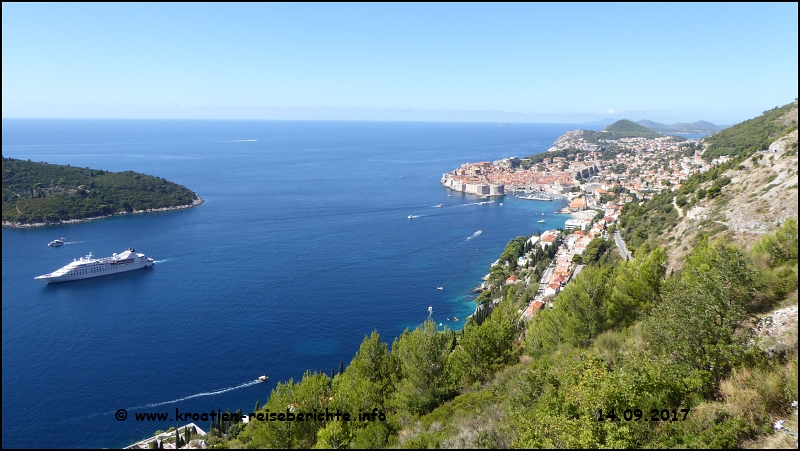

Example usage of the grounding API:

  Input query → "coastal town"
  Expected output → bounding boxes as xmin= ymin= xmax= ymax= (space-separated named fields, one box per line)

xmin=441 ymin=133 xmax=731 ymax=202
xmin=444 ymin=125 xmax=734 ymax=323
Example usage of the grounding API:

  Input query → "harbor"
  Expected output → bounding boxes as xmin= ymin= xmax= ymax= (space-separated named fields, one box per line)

xmin=514 ymin=192 xmax=558 ymax=201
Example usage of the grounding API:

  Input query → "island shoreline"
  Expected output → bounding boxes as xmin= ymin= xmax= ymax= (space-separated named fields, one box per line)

xmin=2 ymin=197 xmax=204 ymax=229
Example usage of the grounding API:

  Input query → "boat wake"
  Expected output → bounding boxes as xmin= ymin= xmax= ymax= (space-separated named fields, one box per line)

xmin=152 ymin=259 xmax=169 ymax=264
xmin=124 ymin=380 xmax=261 ymax=411
xmin=459 ymin=200 xmax=495 ymax=207
xmin=465 ymin=230 xmax=483 ymax=241
xmin=48 ymin=379 xmax=264 ymax=427
xmin=64 ymin=241 xmax=82 ymax=245
xmin=407 ymin=215 xmax=424 ymax=219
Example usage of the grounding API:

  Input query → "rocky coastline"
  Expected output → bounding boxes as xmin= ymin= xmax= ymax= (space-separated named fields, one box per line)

xmin=2 ymin=197 xmax=204 ymax=228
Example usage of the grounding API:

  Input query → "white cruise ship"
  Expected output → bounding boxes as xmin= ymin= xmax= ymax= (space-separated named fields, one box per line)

xmin=35 ymin=248 xmax=154 ymax=283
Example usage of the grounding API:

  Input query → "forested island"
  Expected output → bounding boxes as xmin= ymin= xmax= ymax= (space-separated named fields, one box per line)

xmin=2 ymin=157 xmax=202 ymax=227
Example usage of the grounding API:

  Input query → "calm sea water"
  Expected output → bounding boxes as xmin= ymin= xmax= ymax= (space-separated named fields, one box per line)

xmin=2 ymin=119 xmax=574 ymax=448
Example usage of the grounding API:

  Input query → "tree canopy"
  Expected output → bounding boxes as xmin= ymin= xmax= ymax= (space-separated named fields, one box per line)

xmin=2 ymin=157 xmax=199 ymax=224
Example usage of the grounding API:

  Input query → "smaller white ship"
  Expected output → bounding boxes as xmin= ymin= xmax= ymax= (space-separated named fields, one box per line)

xmin=48 ymin=238 xmax=66 ymax=247
xmin=408 ymin=215 xmax=413 ymax=219
xmin=538 ymin=219 xmax=546 ymax=223
xmin=437 ymin=286 xmax=443 ymax=291
xmin=258 ymin=375 xmax=269 ymax=383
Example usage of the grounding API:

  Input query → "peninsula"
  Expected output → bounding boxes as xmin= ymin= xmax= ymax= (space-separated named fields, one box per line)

xmin=2 ymin=157 xmax=202 ymax=227
xmin=441 ymin=119 xmax=719 ymax=205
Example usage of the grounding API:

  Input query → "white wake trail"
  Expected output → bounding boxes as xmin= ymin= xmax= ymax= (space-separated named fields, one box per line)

xmin=125 ymin=380 xmax=261 ymax=411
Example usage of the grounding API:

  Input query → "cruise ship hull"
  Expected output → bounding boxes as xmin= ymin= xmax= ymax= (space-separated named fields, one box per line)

xmin=35 ymin=249 xmax=154 ymax=284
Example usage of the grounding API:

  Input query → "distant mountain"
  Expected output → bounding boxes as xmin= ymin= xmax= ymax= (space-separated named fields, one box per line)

xmin=600 ymin=119 xmax=661 ymax=139
xmin=636 ymin=120 xmax=727 ymax=134
xmin=548 ymin=119 xmax=664 ymax=150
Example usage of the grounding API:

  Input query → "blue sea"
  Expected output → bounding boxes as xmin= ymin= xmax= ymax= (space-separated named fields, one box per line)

xmin=2 ymin=119 xmax=574 ymax=448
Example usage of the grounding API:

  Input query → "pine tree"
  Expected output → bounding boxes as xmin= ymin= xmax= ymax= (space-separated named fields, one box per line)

xmin=254 ymin=400 xmax=260 ymax=413
xmin=338 ymin=360 xmax=344 ymax=375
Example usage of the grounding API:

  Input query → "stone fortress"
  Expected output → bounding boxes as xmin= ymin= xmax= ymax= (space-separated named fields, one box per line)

xmin=441 ymin=156 xmax=599 ymax=197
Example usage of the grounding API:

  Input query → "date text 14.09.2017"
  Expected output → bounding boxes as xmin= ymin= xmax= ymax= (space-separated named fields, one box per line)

xmin=597 ymin=408 xmax=690 ymax=422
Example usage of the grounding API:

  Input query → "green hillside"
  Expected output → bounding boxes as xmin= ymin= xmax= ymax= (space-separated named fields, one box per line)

xmin=190 ymin=221 xmax=797 ymax=449
xmin=703 ymin=100 xmax=798 ymax=161
xmin=2 ymin=157 xmax=200 ymax=225
xmin=600 ymin=119 xmax=662 ymax=139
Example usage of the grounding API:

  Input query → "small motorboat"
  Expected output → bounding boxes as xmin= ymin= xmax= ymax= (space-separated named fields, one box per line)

xmin=48 ymin=238 xmax=66 ymax=247
xmin=258 ymin=375 xmax=269 ymax=383
xmin=408 ymin=215 xmax=413 ymax=219
xmin=437 ymin=287 xmax=443 ymax=291
xmin=437 ymin=204 xmax=444 ymax=207
xmin=538 ymin=219 xmax=546 ymax=223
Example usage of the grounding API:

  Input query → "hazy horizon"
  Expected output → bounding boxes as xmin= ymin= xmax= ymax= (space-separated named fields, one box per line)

xmin=3 ymin=3 xmax=797 ymax=124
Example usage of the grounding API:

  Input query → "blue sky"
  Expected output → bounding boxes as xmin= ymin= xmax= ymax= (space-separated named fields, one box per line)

xmin=2 ymin=3 xmax=797 ymax=124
